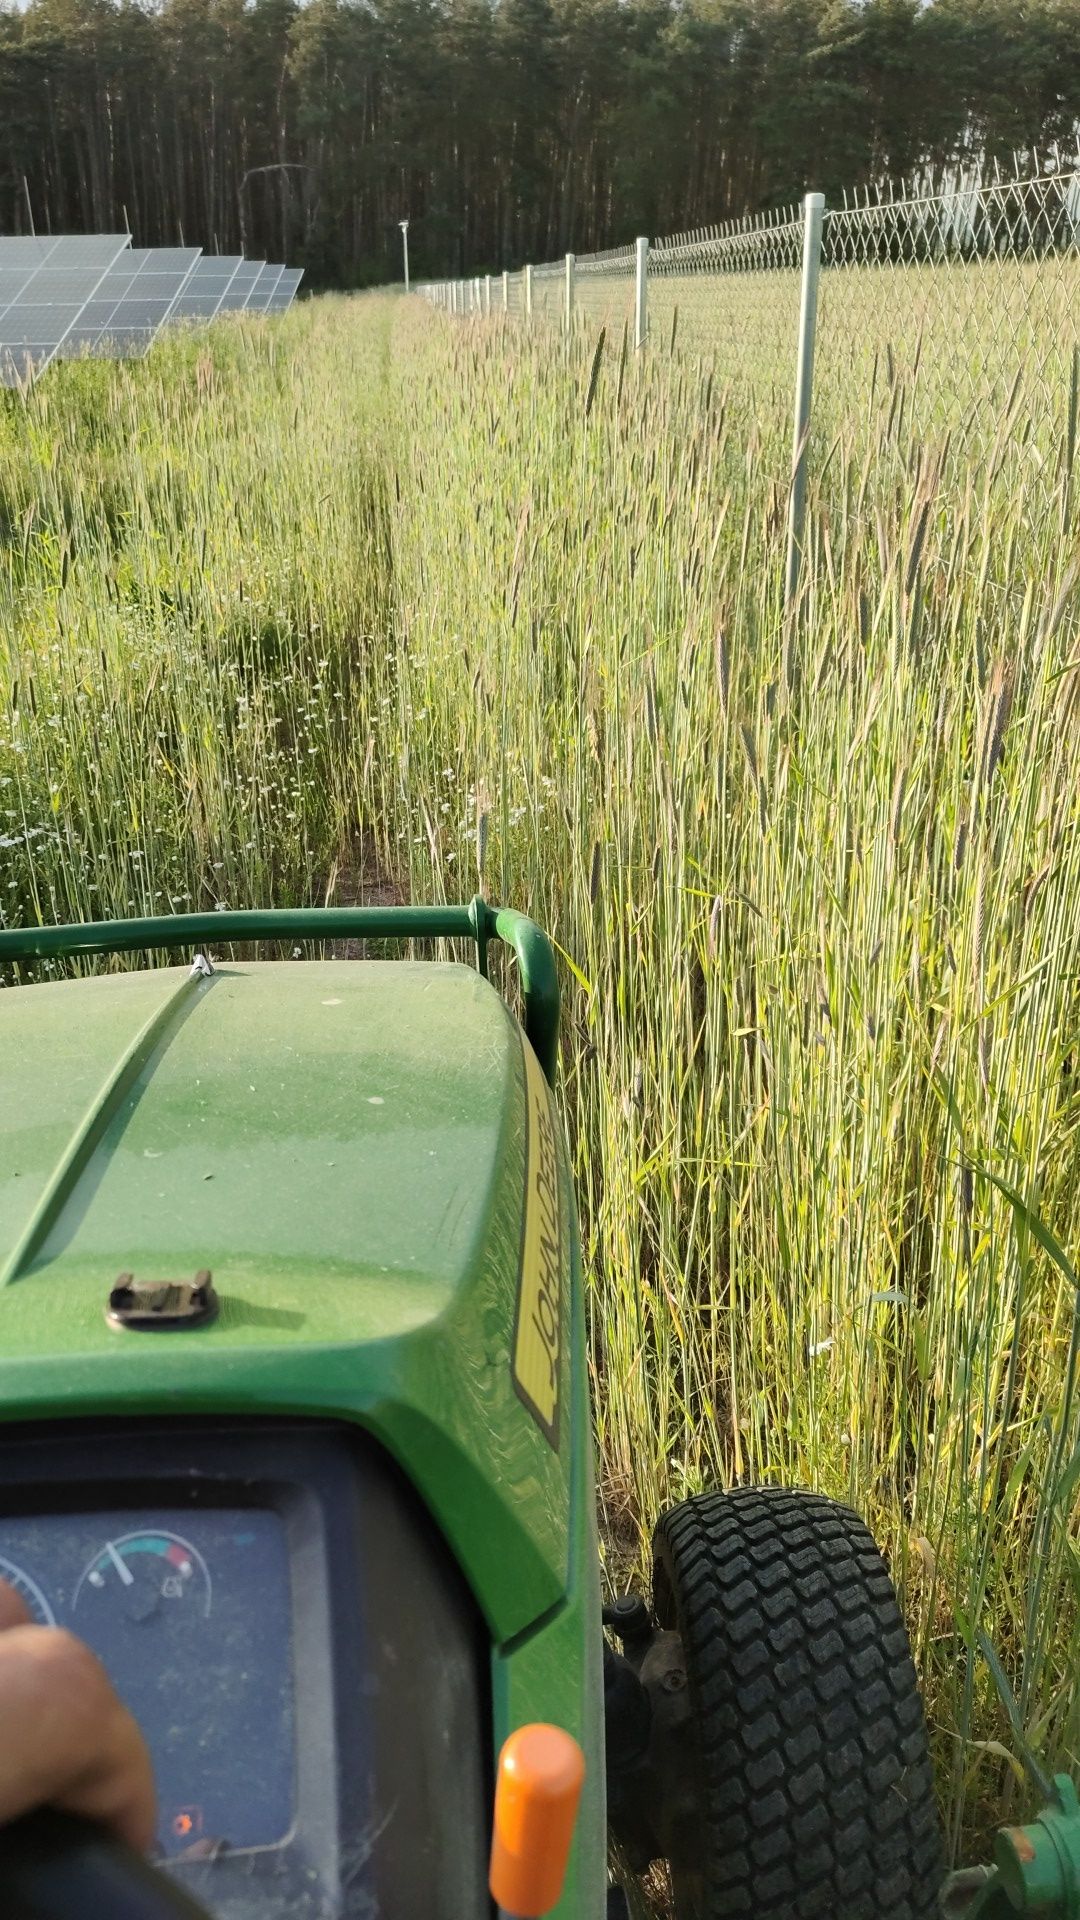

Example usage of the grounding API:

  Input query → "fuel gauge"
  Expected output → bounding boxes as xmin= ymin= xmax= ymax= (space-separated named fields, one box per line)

xmin=73 ymin=1531 xmax=211 ymax=1624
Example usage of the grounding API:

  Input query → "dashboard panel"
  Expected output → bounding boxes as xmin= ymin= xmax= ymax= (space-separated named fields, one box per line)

xmin=0 ymin=1507 xmax=293 ymax=1858
xmin=0 ymin=1421 xmax=489 ymax=1920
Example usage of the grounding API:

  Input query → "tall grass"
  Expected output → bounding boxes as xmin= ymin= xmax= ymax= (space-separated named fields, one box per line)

xmin=3 ymin=292 xmax=1080 ymax=1856
xmin=1 ymin=303 xmax=389 ymax=934
xmin=371 ymin=301 xmax=1080 ymax=1854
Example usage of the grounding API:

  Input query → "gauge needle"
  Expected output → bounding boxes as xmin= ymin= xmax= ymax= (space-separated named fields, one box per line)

xmin=106 ymin=1541 xmax=134 ymax=1587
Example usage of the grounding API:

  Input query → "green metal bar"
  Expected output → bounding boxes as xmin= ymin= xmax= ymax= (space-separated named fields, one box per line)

xmin=468 ymin=894 xmax=490 ymax=980
xmin=0 ymin=906 xmax=478 ymax=961
xmin=0 ymin=901 xmax=563 ymax=1087
xmin=489 ymin=906 xmax=562 ymax=1088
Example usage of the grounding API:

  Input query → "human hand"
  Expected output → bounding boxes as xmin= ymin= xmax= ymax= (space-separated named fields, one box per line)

xmin=0 ymin=1577 xmax=155 ymax=1850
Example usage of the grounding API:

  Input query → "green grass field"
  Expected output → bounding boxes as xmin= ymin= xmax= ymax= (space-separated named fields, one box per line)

xmin=2 ymin=290 xmax=1079 ymax=1859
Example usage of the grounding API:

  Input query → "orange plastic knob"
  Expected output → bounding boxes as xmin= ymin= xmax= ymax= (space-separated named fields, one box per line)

xmin=489 ymin=1723 xmax=586 ymax=1917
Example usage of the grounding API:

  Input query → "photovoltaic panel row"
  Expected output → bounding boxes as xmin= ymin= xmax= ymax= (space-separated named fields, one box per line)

xmin=0 ymin=236 xmax=304 ymax=384
xmin=217 ymin=260 xmax=265 ymax=312
xmin=170 ymin=255 xmax=244 ymax=321
xmin=0 ymin=270 xmax=38 ymax=310
xmin=0 ymin=237 xmax=61 ymax=307
xmin=59 ymin=248 xmax=174 ymax=355
xmin=0 ymin=237 xmax=59 ymax=268
xmin=165 ymin=255 xmax=303 ymax=319
xmin=0 ymin=235 xmax=128 ymax=273
xmin=247 ymin=263 xmax=285 ymax=312
xmin=0 ymin=236 xmax=134 ymax=320
xmin=266 ymin=268 xmax=304 ymax=312
xmin=220 ymin=260 xmax=303 ymax=315
xmin=0 ymin=233 xmax=131 ymax=386
xmin=59 ymin=247 xmax=201 ymax=359
xmin=0 ymin=234 xmax=132 ymax=323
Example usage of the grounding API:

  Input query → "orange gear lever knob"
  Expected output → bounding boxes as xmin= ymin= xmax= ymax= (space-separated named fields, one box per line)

xmin=489 ymin=1723 xmax=586 ymax=1918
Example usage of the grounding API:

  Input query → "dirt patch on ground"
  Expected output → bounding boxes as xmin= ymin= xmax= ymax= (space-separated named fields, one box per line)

xmin=320 ymin=834 xmax=408 ymax=957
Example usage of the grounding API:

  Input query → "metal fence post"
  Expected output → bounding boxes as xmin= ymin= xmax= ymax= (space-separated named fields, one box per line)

xmin=565 ymin=252 xmax=575 ymax=333
xmin=525 ymin=264 xmax=533 ymax=320
xmin=502 ymin=270 xmax=509 ymax=312
xmin=784 ymin=191 xmax=825 ymax=607
xmin=634 ymin=236 xmax=648 ymax=350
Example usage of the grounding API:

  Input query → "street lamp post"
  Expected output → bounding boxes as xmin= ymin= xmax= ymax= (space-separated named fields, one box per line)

xmin=399 ymin=220 xmax=410 ymax=294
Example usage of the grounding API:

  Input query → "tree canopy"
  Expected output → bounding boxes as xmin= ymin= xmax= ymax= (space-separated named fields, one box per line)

xmin=2 ymin=0 xmax=1079 ymax=287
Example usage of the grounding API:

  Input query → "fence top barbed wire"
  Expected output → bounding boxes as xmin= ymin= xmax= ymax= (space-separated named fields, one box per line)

xmin=822 ymin=164 xmax=1080 ymax=267
xmin=420 ymin=156 xmax=1080 ymax=296
xmin=574 ymin=243 xmax=636 ymax=278
xmin=658 ymin=201 xmax=801 ymax=253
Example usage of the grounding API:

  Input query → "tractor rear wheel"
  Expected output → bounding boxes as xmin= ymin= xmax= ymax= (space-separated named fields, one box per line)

xmin=652 ymin=1486 xmax=944 ymax=1920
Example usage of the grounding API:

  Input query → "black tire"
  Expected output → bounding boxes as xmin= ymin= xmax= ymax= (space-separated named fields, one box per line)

xmin=652 ymin=1487 xmax=944 ymax=1920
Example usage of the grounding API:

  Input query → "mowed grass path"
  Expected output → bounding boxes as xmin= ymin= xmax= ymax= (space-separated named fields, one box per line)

xmin=3 ymin=293 xmax=1080 ymax=1854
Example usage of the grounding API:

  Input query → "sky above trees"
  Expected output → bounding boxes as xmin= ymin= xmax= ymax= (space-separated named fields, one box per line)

xmin=2 ymin=0 xmax=1079 ymax=286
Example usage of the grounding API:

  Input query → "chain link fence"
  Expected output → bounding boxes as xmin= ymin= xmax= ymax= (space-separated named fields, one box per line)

xmin=530 ymin=260 xmax=563 ymax=325
xmin=417 ymin=162 xmax=1080 ymax=599
xmin=816 ymin=175 xmax=1080 ymax=470
xmin=647 ymin=213 xmax=803 ymax=421
xmin=570 ymin=244 xmax=637 ymax=336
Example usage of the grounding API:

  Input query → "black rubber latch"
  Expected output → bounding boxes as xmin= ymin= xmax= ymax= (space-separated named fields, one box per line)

xmin=602 ymin=1594 xmax=653 ymax=1649
xmin=107 ymin=1272 xmax=218 ymax=1331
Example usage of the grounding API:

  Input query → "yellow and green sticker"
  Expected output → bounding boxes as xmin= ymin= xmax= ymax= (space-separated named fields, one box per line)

xmin=512 ymin=1037 xmax=563 ymax=1449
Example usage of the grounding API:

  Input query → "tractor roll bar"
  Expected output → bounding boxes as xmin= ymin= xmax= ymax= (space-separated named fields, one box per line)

xmin=0 ymin=897 xmax=562 ymax=1086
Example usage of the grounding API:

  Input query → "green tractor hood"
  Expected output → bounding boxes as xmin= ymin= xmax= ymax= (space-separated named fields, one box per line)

xmin=0 ymin=935 xmax=574 ymax=1645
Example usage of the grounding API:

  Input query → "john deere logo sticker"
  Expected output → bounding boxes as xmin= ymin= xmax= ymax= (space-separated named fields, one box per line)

xmin=513 ymin=1037 xmax=563 ymax=1448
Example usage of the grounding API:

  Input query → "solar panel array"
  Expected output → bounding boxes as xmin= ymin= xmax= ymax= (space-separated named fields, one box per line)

xmin=268 ymin=268 xmax=304 ymax=313
xmin=217 ymin=259 xmax=265 ymax=313
xmin=247 ymin=263 xmax=284 ymax=313
xmin=171 ymin=255 xmax=244 ymax=322
xmin=0 ymin=236 xmax=304 ymax=387
xmin=58 ymin=247 xmax=201 ymax=359
xmin=0 ymin=234 xmax=129 ymax=384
